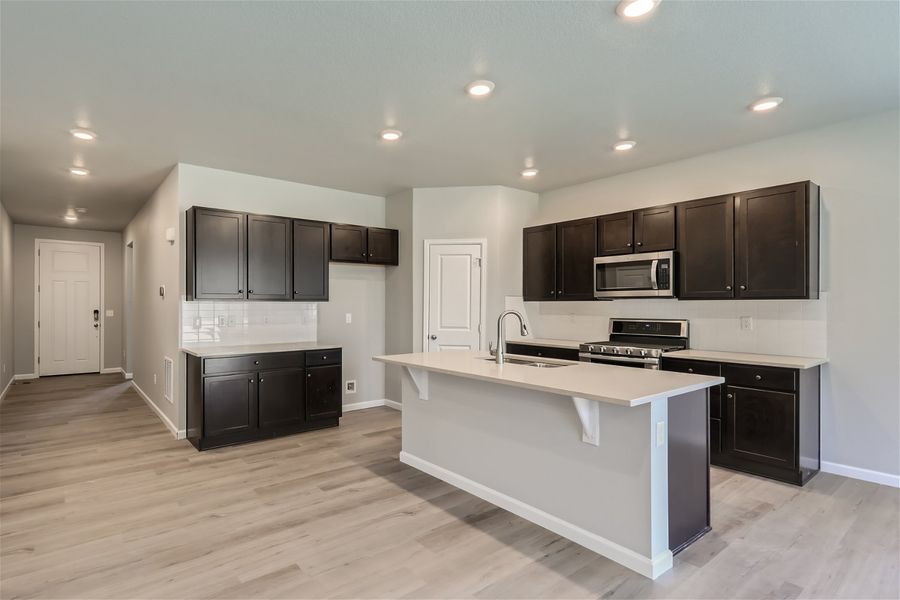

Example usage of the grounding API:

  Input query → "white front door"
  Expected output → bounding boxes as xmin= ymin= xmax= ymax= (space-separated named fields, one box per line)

xmin=425 ymin=241 xmax=484 ymax=352
xmin=38 ymin=241 xmax=102 ymax=375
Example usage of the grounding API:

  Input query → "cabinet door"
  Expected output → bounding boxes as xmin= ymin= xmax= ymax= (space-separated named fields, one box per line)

xmin=293 ymin=219 xmax=329 ymax=301
xmin=330 ymin=224 xmax=367 ymax=263
xmin=522 ymin=224 xmax=557 ymax=301
xmin=676 ymin=195 xmax=735 ymax=299
xmin=724 ymin=386 xmax=797 ymax=468
xmin=191 ymin=208 xmax=246 ymax=299
xmin=203 ymin=373 xmax=257 ymax=437
xmin=306 ymin=365 xmax=342 ymax=420
xmin=258 ymin=368 xmax=305 ymax=429
xmin=247 ymin=214 xmax=292 ymax=300
xmin=597 ymin=211 xmax=634 ymax=256
xmin=556 ymin=217 xmax=597 ymax=300
xmin=634 ymin=205 xmax=675 ymax=252
xmin=367 ymin=227 xmax=399 ymax=265
xmin=735 ymin=182 xmax=809 ymax=299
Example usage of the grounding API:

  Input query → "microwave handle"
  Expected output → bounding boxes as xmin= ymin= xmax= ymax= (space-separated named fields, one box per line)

xmin=650 ymin=259 xmax=659 ymax=290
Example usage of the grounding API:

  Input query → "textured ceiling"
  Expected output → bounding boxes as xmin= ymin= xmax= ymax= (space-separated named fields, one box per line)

xmin=1 ymin=1 xmax=898 ymax=230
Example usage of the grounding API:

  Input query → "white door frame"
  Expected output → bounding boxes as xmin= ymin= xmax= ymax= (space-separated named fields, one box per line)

xmin=422 ymin=238 xmax=487 ymax=352
xmin=33 ymin=239 xmax=105 ymax=376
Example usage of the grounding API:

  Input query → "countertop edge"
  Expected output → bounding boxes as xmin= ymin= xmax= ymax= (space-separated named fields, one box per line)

xmin=664 ymin=350 xmax=827 ymax=370
xmin=373 ymin=354 xmax=723 ymax=407
xmin=505 ymin=338 xmax=583 ymax=350
xmin=181 ymin=342 xmax=343 ymax=358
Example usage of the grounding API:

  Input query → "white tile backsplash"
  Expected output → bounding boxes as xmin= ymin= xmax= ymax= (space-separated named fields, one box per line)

xmin=510 ymin=294 xmax=827 ymax=357
xmin=181 ymin=301 xmax=317 ymax=345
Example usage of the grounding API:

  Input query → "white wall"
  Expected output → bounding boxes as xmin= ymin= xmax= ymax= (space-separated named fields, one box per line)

xmin=384 ymin=189 xmax=414 ymax=402
xmin=0 ymin=202 xmax=13 ymax=396
xmin=534 ymin=110 xmax=900 ymax=480
xmin=123 ymin=166 xmax=182 ymax=433
xmin=12 ymin=224 xmax=124 ymax=376
xmin=177 ymin=164 xmax=387 ymax=409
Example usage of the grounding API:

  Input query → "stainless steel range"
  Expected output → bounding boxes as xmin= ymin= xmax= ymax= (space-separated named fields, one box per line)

xmin=579 ymin=318 xmax=689 ymax=369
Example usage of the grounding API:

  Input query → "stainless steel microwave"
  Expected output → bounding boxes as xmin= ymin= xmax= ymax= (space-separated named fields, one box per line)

xmin=593 ymin=251 xmax=674 ymax=299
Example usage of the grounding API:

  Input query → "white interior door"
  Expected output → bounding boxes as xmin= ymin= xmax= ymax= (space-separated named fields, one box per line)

xmin=425 ymin=241 xmax=484 ymax=352
xmin=38 ymin=241 xmax=101 ymax=375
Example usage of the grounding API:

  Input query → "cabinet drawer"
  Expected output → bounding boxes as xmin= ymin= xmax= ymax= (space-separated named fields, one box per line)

xmin=663 ymin=358 xmax=721 ymax=377
xmin=203 ymin=352 xmax=305 ymax=375
xmin=305 ymin=348 xmax=341 ymax=367
xmin=726 ymin=364 xmax=796 ymax=392
xmin=506 ymin=343 xmax=579 ymax=361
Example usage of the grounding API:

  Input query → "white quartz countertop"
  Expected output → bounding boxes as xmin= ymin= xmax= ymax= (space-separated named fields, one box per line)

xmin=181 ymin=341 xmax=342 ymax=358
xmin=505 ymin=337 xmax=583 ymax=350
xmin=664 ymin=349 xmax=827 ymax=370
xmin=373 ymin=351 xmax=723 ymax=407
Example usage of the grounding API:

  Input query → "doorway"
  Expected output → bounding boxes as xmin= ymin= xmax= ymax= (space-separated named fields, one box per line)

xmin=35 ymin=240 xmax=103 ymax=376
xmin=423 ymin=239 xmax=486 ymax=352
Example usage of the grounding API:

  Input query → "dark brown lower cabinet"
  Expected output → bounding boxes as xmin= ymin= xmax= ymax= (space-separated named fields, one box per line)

xmin=187 ymin=349 xmax=341 ymax=450
xmin=662 ymin=357 xmax=820 ymax=485
xmin=505 ymin=342 xmax=579 ymax=361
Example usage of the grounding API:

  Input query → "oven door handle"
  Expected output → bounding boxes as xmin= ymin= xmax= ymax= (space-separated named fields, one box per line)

xmin=579 ymin=353 xmax=659 ymax=365
xmin=650 ymin=259 xmax=659 ymax=290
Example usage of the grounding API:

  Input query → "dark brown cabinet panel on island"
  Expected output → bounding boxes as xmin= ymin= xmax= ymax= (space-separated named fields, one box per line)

xmin=186 ymin=207 xmax=246 ymax=300
xmin=247 ymin=214 xmax=292 ymax=301
xmin=186 ymin=349 xmax=342 ymax=450
xmin=522 ymin=224 xmax=557 ymax=301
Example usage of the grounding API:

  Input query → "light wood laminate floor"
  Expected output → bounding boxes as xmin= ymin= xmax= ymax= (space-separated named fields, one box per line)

xmin=1 ymin=374 xmax=897 ymax=599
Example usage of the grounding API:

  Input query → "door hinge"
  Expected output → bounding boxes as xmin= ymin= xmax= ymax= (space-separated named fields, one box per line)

xmin=37 ymin=285 xmax=40 ymax=293
xmin=37 ymin=320 xmax=40 ymax=328
xmin=474 ymin=257 xmax=483 ymax=267
xmin=37 ymin=356 xmax=40 ymax=364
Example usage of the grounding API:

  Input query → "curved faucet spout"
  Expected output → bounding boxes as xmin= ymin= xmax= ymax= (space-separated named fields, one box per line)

xmin=495 ymin=310 xmax=528 ymax=365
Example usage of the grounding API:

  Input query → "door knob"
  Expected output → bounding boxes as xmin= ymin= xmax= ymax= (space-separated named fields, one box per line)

xmin=429 ymin=335 xmax=437 ymax=340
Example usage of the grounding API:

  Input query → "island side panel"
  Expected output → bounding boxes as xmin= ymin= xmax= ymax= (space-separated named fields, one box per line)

xmin=666 ymin=388 xmax=711 ymax=553
xmin=400 ymin=371 xmax=658 ymax=565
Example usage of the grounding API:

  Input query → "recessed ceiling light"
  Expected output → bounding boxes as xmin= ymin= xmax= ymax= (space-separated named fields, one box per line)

xmin=750 ymin=96 xmax=783 ymax=112
xmin=466 ymin=80 xmax=495 ymax=97
xmin=63 ymin=214 xmax=78 ymax=222
xmin=613 ymin=140 xmax=637 ymax=151
xmin=617 ymin=0 xmax=659 ymax=19
xmin=70 ymin=128 xmax=97 ymax=141
xmin=380 ymin=129 xmax=403 ymax=141
xmin=69 ymin=166 xmax=90 ymax=176
xmin=521 ymin=168 xmax=539 ymax=178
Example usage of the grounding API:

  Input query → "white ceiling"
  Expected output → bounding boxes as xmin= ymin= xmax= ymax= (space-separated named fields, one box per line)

xmin=1 ymin=1 xmax=898 ymax=231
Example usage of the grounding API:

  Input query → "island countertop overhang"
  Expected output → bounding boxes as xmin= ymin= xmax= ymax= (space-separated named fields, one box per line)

xmin=374 ymin=351 xmax=723 ymax=407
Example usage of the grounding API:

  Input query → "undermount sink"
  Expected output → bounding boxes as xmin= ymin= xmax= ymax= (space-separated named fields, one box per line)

xmin=481 ymin=357 xmax=571 ymax=368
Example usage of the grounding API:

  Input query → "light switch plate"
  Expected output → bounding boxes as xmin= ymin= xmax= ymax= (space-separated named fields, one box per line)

xmin=656 ymin=421 xmax=665 ymax=447
xmin=345 ymin=313 xmax=352 ymax=324
xmin=105 ymin=309 xmax=114 ymax=317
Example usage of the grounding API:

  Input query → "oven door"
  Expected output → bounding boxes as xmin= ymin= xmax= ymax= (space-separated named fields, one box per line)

xmin=579 ymin=353 xmax=660 ymax=369
xmin=593 ymin=251 xmax=673 ymax=299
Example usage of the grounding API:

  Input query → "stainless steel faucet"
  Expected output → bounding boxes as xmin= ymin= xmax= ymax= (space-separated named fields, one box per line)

xmin=494 ymin=310 xmax=528 ymax=365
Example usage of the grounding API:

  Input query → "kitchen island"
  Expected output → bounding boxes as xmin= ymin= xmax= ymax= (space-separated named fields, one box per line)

xmin=373 ymin=351 xmax=724 ymax=579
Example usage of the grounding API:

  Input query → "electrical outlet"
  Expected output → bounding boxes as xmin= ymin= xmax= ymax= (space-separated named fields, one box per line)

xmin=217 ymin=315 xmax=226 ymax=327
xmin=345 ymin=313 xmax=352 ymax=324
xmin=227 ymin=314 xmax=237 ymax=327
xmin=194 ymin=316 xmax=202 ymax=328
xmin=153 ymin=373 xmax=157 ymax=385
xmin=740 ymin=316 xmax=754 ymax=331
xmin=345 ymin=380 xmax=357 ymax=394
xmin=656 ymin=421 xmax=665 ymax=447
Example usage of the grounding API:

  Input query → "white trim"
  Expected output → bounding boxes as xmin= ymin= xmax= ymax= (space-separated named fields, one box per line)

xmin=400 ymin=451 xmax=670 ymax=579
xmin=34 ymin=239 xmax=106 ymax=377
xmin=343 ymin=399 xmax=387 ymax=412
xmin=821 ymin=461 xmax=900 ymax=488
xmin=0 ymin=377 xmax=13 ymax=403
xmin=422 ymin=238 xmax=488 ymax=353
xmin=384 ymin=399 xmax=402 ymax=411
xmin=101 ymin=367 xmax=126 ymax=375
xmin=13 ymin=373 xmax=37 ymax=381
xmin=131 ymin=381 xmax=185 ymax=439
xmin=124 ymin=372 xmax=134 ymax=380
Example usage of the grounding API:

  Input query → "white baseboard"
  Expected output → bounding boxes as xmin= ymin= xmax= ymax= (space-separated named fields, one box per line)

xmin=399 ymin=451 xmax=669 ymax=579
xmin=124 ymin=372 xmax=134 ymax=380
xmin=101 ymin=367 xmax=126 ymax=376
xmin=13 ymin=373 xmax=37 ymax=381
xmin=131 ymin=381 xmax=186 ymax=440
xmin=344 ymin=399 xmax=388 ymax=412
xmin=343 ymin=399 xmax=403 ymax=412
xmin=0 ymin=376 xmax=14 ymax=404
xmin=821 ymin=461 xmax=900 ymax=488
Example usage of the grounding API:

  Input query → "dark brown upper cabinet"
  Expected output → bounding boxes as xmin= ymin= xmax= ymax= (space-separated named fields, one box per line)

xmin=677 ymin=195 xmax=736 ymax=300
xmin=247 ymin=214 xmax=292 ymax=301
xmin=330 ymin=224 xmax=368 ymax=263
xmin=522 ymin=224 xmax=557 ymax=301
xmin=634 ymin=205 xmax=676 ymax=252
xmin=366 ymin=227 xmax=399 ymax=265
xmin=597 ymin=211 xmax=634 ymax=256
xmin=735 ymin=182 xmax=819 ymax=299
xmin=186 ymin=207 xmax=247 ymax=300
xmin=556 ymin=217 xmax=597 ymax=300
xmin=292 ymin=219 xmax=329 ymax=301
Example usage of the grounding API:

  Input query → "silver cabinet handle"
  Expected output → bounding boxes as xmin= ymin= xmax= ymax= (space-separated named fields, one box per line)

xmin=626 ymin=242 xmax=632 ymax=247
xmin=323 ymin=356 xmax=327 ymax=359
xmin=259 ymin=378 xmax=264 ymax=383
xmin=637 ymin=241 xmax=643 ymax=246
xmin=755 ymin=374 xmax=762 ymax=380
xmin=727 ymin=393 xmax=733 ymax=399
xmin=687 ymin=368 xmax=693 ymax=373
xmin=740 ymin=285 xmax=747 ymax=290
xmin=550 ymin=290 xmax=555 ymax=295
xmin=249 ymin=379 xmax=254 ymax=383
xmin=725 ymin=285 xmax=732 ymax=291
xmin=307 ymin=373 xmax=312 ymax=378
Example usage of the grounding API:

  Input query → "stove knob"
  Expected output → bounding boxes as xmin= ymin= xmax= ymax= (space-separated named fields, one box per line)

xmin=612 ymin=347 xmax=619 ymax=354
xmin=599 ymin=346 xmax=607 ymax=353
xmin=640 ymin=349 xmax=648 ymax=357
xmin=624 ymin=348 xmax=632 ymax=355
